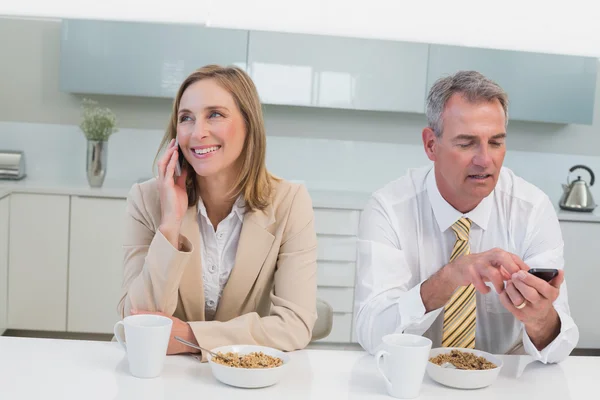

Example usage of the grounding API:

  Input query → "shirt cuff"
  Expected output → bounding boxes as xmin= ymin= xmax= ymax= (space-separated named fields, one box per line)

xmin=522 ymin=308 xmax=576 ymax=363
xmin=397 ymin=280 xmax=443 ymax=334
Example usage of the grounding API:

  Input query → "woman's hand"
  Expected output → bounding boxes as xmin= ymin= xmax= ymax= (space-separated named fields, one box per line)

xmin=157 ymin=138 xmax=189 ymax=248
xmin=130 ymin=309 xmax=200 ymax=355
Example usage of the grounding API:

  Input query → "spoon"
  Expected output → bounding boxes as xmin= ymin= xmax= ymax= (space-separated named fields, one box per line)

xmin=441 ymin=362 xmax=457 ymax=369
xmin=174 ymin=336 xmax=235 ymax=363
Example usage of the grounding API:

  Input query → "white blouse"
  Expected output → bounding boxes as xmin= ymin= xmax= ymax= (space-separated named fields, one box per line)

xmin=197 ymin=195 xmax=245 ymax=320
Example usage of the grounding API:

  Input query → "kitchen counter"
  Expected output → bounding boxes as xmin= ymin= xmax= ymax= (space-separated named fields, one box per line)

xmin=0 ymin=177 xmax=371 ymax=210
xmin=0 ymin=176 xmax=134 ymax=199
xmin=0 ymin=336 xmax=597 ymax=400
xmin=3 ymin=176 xmax=600 ymax=217
xmin=554 ymin=208 xmax=600 ymax=223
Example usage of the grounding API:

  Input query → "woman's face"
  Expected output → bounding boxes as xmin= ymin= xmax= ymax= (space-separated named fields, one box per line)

xmin=176 ymin=78 xmax=246 ymax=179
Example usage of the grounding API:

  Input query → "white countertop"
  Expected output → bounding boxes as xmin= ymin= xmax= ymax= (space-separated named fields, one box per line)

xmin=0 ymin=176 xmax=371 ymax=210
xmin=0 ymin=337 xmax=596 ymax=399
xmin=2 ymin=176 xmax=600 ymax=217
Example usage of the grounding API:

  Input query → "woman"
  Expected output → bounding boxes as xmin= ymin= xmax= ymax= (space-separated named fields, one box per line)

xmin=118 ymin=65 xmax=318 ymax=359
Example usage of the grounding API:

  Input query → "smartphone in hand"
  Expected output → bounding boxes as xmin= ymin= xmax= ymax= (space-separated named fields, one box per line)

xmin=528 ymin=268 xmax=559 ymax=282
xmin=174 ymin=137 xmax=182 ymax=177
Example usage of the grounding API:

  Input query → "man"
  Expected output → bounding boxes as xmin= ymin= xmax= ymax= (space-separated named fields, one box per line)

xmin=353 ymin=70 xmax=578 ymax=363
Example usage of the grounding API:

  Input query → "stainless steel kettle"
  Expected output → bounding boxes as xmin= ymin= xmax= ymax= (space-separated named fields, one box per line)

xmin=559 ymin=164 xmax=597 ymax=212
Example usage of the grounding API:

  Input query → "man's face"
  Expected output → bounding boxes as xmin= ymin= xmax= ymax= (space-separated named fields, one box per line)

xmin=423 ymin=93 xmax=507 ymax=212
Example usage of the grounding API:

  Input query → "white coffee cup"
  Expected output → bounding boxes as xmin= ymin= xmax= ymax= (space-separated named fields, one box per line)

xmin=375 ymin=333 xmax=432 ymax=399
xmin=113 ymin=314 xmax=173 ymax=379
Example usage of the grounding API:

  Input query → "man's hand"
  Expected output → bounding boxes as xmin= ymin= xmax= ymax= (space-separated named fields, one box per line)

xmin=130 ymin=309 xmax=200 ymax=355
xmin=498 ymin=270 xmax=563 ymax=350
xmin=422 ymin=248 xmax=529 ymax=312
xmin=451 ymin=248 xmax=529 ymax=294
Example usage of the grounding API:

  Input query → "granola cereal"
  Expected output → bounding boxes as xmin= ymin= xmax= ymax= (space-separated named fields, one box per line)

xmin=212 ymin=351 xmax=284 ymax=369
xmin=429 ymin=349 xmax=497 ymax=370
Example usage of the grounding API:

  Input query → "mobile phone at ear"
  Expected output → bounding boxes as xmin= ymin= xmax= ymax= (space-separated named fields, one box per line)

xmin=174 ymin=138 xmax=182 ymax=177
xmin=528 ymin=268 xmax=558 ymax=282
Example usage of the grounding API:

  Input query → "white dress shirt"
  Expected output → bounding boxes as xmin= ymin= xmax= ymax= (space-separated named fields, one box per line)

xmin=197 ymin=195 xmax=245 ymax=321
xmin=354 ymin=165 xmax=579 ymax=364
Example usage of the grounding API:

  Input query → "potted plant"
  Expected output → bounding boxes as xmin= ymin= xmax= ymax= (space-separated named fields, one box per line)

xmin=79 ymin=98 xmax=118 ymax=187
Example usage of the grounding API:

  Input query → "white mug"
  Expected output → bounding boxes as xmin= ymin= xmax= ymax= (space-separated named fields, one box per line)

xmin=375 ymin=333 xmax=432 ymax=399
xmin=113 ymin=314 xmax=173 ymax=379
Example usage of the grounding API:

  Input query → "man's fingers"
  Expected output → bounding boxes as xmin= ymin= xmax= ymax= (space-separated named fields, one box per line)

xmin=509 ymin=252 xmax=530 ymax=271
xmin=505 ymin=281 xmax=526 ymax=308
xmin=481 ymin=267 xmax=504 ymax=294
xmin=498 ymin=289 xmax=518 ymax=314
xmin=470 ymin=271 xmax=490 ymax=294
xmin=513 ymin=270 xmax=558 ymax=300
xmin=495 ymin=251 xmax=525 ymax=275
xmin=512 ymin=275 xmax=542 ymax=304
xmin=549 ymin=269 xmax=565 ymax=290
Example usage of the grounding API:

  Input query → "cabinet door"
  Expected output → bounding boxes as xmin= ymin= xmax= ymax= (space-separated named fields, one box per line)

xmin=248 ymin=30 xmax=428 ymax=113
xmin=559 ymin=220 xmax=600 ymax=348
xmin=0 ymin=196 xmax=9 ymax=335
xmin=68 ymin=196 xmax=127 ymax=333
xmin=60 ymin=19 xmax=248 ymax=98
xmin=8 ymin=194 xmax=69 ymax=331
xmin=427 ymin=44 xmax=597 ymax=125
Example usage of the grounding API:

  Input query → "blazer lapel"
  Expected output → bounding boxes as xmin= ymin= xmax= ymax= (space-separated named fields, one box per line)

xmin=215 ymin=204 xmax=276 ymax=321
xmin=178 ymin=205 xmax=206 ymax=322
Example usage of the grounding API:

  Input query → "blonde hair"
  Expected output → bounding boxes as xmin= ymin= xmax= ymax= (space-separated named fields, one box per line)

xmin=155 ymin=65 xmax=275 ymax=211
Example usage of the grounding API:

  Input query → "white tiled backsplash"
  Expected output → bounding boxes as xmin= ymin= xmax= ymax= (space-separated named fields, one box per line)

xmin=0 ymin=120 xmax=598 ymax=208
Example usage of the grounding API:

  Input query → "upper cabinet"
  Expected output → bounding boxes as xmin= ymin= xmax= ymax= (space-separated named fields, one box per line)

xmin=58 ymin=19 xmax=598 ymax=125
xmin=426 ymin=44 xmax=598 ymax=125
xmin=59 ymin=19 xmax=248 ymax=98
xmin=247 ymin=31 xmax=429 ymax=113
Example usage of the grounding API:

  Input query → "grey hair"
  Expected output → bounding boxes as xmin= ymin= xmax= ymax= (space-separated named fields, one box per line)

xmin=426 ymin=70 xmax=509 ymax=137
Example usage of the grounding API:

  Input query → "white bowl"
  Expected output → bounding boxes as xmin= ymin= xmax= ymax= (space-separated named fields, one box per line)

xmin=426 ymin=347 xmax=503 ymax=389
xmin=207 ymin=345 xmax=290 ymax=389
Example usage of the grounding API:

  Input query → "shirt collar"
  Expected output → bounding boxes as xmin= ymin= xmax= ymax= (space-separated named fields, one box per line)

xmin=197 ymin=195 xmax=246 ymax=223
xmin=426 ymin=166 xmax=493 ymax=233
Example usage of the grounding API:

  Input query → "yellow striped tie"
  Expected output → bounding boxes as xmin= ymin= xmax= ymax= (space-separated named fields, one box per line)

xmin=441 ymin=217 xmax=476 ymax=349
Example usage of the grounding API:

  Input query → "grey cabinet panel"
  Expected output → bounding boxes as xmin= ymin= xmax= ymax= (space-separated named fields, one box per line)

xmin=427 ymin=45 xmax=597 ymax=125
xmin=248 ymin=30 xmax=429 ymax=113
xmin=60 ymin=20 xmax=248 ymax=98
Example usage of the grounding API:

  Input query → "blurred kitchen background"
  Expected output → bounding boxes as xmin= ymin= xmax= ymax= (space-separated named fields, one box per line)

xmin=0 ymin=1 xmax=599 ymax=354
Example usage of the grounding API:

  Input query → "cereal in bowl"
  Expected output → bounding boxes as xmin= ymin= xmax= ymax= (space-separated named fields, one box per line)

xmin=212 ymin=351 xmax=283 ymax=369
xmin=429 ymin=349 xmax=497 ymax=370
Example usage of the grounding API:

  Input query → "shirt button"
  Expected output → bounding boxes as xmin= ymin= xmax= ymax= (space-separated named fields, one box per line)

xmin=207 ymin=300 xmax=215 ymax=307
xmin=217 ymin=232 xmax=224 ymax=239
xmin=209 ymin=264 xmax=216 ymax=273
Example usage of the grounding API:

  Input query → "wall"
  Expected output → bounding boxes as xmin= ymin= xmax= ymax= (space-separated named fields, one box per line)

xmin=2 ymin=0 xmax=600 ymax=57
xmin=1 ymin=17 xmax=600 ymax=156
xmin=1 ymin=16 xmax=600 ymax=208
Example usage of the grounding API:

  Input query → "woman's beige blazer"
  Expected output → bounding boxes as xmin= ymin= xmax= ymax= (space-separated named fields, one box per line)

xmin=118 ymin=177 xmax=318 ymax=356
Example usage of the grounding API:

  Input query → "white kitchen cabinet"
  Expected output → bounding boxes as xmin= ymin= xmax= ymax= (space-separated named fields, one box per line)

xmin=68 ymin=196 xmax=127 ymax=334
xmin=314 ymin=208 xmax=360 ymax=236
xmin=314 ymin=206 xmax=360 ymax=343
xmin=8 ymin=193 xmax=69 ymax=331
xmin=0 ymin=196 xmax=9 ymax=335
xmin=60 ymin=19 xmax=248 ymax=98
xmin=316 ymin=313 xmax=352 ymax=343
xmin=248 ymin=30 xmax=429 ymax=113
xmin=317 ymin=236 xmax=357 ymax=262
xmin=427 ymin=44 xmax=597 ymax=125
xmin=317 ymin=261 xmax=355 ymax=288
xmin=559 ymin=221 xmax=600 ymax=348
